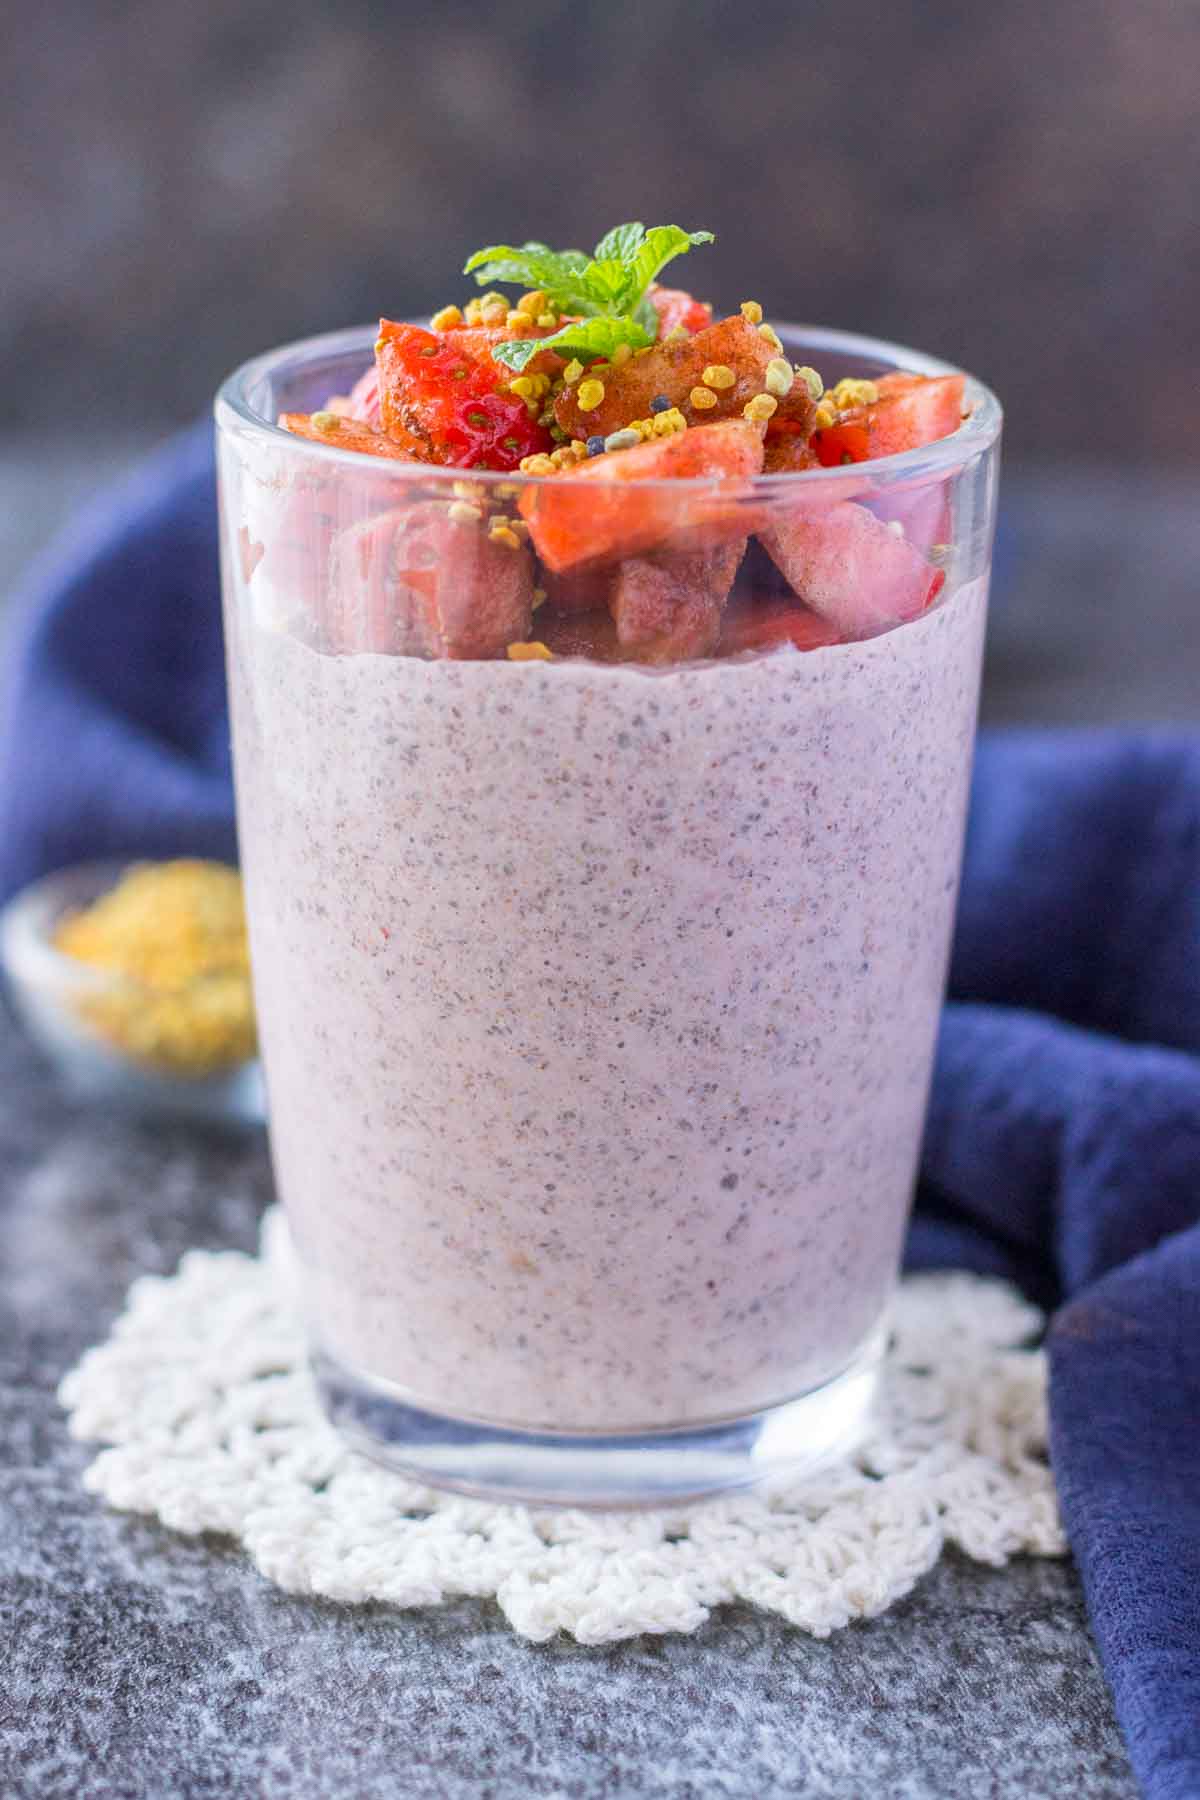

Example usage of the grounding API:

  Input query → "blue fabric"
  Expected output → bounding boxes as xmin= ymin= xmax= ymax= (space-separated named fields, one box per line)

xmin=1 ymin=430 xmax=1197 ymax=1800
xmin=0 ymin=423 xmax=235 ymax=897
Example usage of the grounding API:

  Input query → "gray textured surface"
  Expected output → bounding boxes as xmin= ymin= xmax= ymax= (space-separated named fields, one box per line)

xmin=0 ymin=1003 xmax=1138 ymax=1799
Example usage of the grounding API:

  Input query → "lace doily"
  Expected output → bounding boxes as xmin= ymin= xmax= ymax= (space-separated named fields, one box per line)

xmin=59 ymin=1210 xmax=1064 ymax=1644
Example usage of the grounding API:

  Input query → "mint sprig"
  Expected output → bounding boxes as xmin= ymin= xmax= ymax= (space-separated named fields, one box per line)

xmin=463 ymin=223 xmax=714 ymax=371
xmin=491 ymin=316 xmax=655 ymax=374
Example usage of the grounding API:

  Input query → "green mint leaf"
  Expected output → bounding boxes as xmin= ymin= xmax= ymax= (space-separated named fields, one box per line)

xmin=592 ymin=222 xmax=646 ymax=263
xmin=633 ymin=294 xmax=661 ymax=335
xmin=491 ymin=315 xmax=655 ymax=373
xmin=465 ymin=224 xmax=715 ymax=325
xmin=487 ymin=336 xmax=548 ymax=374
xmin=463 ymin=242 xmax=598 ymax=316
xmin=582 ymin=257 xmax=633 ymax=310
xmin=625 ymin=226 xmax=714 ymax=308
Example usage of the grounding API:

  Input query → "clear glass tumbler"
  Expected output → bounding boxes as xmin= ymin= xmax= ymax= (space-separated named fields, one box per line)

xmin=215 ymin=324 xmax=1001 ymax=1504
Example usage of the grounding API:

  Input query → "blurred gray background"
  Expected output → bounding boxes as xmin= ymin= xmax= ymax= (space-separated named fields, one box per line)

xmin=3 ymin=0 xmax=1198 ymax=719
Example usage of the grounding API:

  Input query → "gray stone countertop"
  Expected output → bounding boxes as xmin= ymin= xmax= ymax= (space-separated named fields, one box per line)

xmin=0 ymin=1004 xmax=1138 ymax=1799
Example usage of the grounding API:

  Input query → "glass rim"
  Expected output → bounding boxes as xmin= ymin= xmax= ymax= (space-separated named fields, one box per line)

xmin=215 ymin=320 xmax=1002 ymax=488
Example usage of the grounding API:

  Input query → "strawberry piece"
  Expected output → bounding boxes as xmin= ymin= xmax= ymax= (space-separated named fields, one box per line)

xmin=344 ymin=327 xmax=561 ymax=434
xmin=648 ymin=284 xmax=714 ymax=336
xmin=520 ymin=419 xmax=764 ymax=573
xmin=868 ymin=372 xmax=966 ymax=456
xmin=759 ymin=500 xmax=944 ymax=635
xmin=279 ymin=411 xmax=427 ymax=462
xmin=610 ymin=540 xmax=744 ymax=663
xmin=554 ymin=315 xmax=776 ymax=441
xmin=810 ymin=420 xmax=873 ymax=467
xmin=375 ymin=319 xmax=553 ymax=470
xmin=440 ymin=325 xmax=564 ymax=379
xmin=719 ymin=595 xmax=843 ymax=655
xmin=326 ymin=501 xmax=534 ymax=658
xmin=812 ymin=373 xmax=965 ymax=466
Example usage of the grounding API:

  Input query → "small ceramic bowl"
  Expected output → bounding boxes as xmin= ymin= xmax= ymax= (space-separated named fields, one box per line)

xmin=0 ymin=860 xmax=265 ymax=1124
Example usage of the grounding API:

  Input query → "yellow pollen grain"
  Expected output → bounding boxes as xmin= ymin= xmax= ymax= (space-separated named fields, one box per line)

xmin=448 ymin=500 xmax=484 ymax=523
xmin=739 ymin=300 xmax=763 ymax=324
xmin=764 ymin=357 xmax=795 ymax=398
xmin=508 ymin=376 xmax=535 ymax=400
xmin=536 ymin=313 xmax=559 ymax=330
xmin=532 ymin=587 xmax=547 ymax=610
xmin=757 ymin=323 xmax=783 ymax=353
xmin=652 ymin=407 xmax=687 ymax=436
xmin=795 ymin=365 xmax=825 ymax=401
xmin=576 ymin=378 xmax=606 ymax=412
xmin=689 ymin=386 xmax=719 ymax=410
xmin=310 ymin=411 xmax=341 ymax=433
xmin=518 ymin=453 xmax=557 ymax=475
xmin=743 ymin=393 xmax=778 ymax=424
xmin=430 ymin=305 xmax=463 ymax=332
xmin=488 ymin=524 xmax=522 ymax=550
xmin=562 ymin=359 xmax=584 ymax=386
xmin=830 ymin=377 xmax=880 ymax=410
xmin=611 ymin=343 xmax=634 ymax=367
xmin=507 ymin=641 xmax=553 ymax=661
xmin=813 ymin=404 xmax=835 ymax=430
xmin=701 ymin=364 xmax=736 ymax=390
xmin=517 ymin=290 xmax=547 ymax=317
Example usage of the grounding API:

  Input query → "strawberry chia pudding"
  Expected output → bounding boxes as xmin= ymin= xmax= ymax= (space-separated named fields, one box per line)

xmin=216 ymin=223 xmax=1001 ymax=1500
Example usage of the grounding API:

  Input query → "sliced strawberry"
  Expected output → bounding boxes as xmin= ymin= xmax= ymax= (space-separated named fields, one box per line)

xmin=375 ymin=319 xmax=553 ymax=470
xmin=519 ymin=419 xmax=764 ymax=573
xmin=719 ymin=595 xmax=843 ymax=655
xmin=609 ymin=539 xmax=744 ymax=663
xmin=326 ymin=501 xmax=533 ymax=658
xmin=440 ymin=325 xmax=564 ymax=379
xmin=554 ymin=315 xmax=776 ymax=441
xmin=866 ymin=372 xmax=966 ymax=455
xmin=812 ymin=372 xmax=966 ymax=466
xmin=648 ymin=284 xmax=714 ymax=336
xmin=279 ymin=411 xmax=427 ymax=462
xmin=759 ymin=500 xmax=944 ymax=635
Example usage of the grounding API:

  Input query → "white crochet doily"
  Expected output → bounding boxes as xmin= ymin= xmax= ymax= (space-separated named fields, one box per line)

xmin=59 ymin=1210 xmax=1064 ymax=1644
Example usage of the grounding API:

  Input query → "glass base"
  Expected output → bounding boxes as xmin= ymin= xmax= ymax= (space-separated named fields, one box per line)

xmin=313 ymin=1330 xmax=885 ymax=1508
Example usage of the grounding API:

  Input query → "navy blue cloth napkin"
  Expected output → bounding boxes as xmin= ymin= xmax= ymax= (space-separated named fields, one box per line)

xmin=2 ymin=430 xmax=1197 ymax=1800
